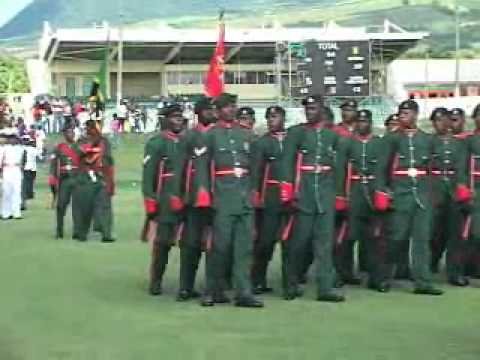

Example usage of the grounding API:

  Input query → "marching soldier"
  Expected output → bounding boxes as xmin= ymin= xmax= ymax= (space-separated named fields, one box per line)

xmin=197 ymin=93 xmax=263 ymax=308
xmin=383 ymin=113 xmax=411 ymax=280
xmin=237 ymin=107 xmax=256 ymax=131
xmin=142 ymin=103 xmax=186 ymax=296
xmin=176 ymin=96 xmax=217 ymax=301
xmin=332 ymin=99 xmax=357 ymax=137
xmin=384 ymin=114 xmax=400 ymax=134
xmin=92 ymin=125 xmax=116 ymax=242
xmin=373 ymin=100 xmax=446 ymax=295
xmin=450 ymin=108 xmax=469 ymax=137
xmin=463 ymin=104 xmax=480 ymax=279
xmin=338 ymin=110 xmax=384 ymax=289
xmin=449 ymin=107 xmax=477 ymax=278
xmin=250 ymin=106 xmax=287 ymax=294
xmin=331 ymin=99 xmax=364 ymax=285
xmin=73 ymin=120 xmax=115 ymax=242
xmin=48 ymin=127 xmax=80 ymax=239
xmin=429 ymin=108 xmax=471 ymax=286
xmin=280 ymin=95 xmax=347 ymax=302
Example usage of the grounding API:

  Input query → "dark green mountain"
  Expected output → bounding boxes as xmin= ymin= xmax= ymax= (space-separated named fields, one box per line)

xmin=1 ymin=0 xmax=479 ymax=56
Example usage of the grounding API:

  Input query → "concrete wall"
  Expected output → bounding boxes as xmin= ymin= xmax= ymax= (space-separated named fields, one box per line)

xmin=47 ymin=59 xmax=278 ymax=99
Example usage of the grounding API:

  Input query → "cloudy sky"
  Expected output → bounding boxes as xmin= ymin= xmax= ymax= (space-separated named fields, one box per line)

xmin=0 ymin=0 xmax=32 ymax=27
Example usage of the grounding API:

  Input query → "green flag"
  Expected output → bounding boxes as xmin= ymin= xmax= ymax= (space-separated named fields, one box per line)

xmin=89 ymin=44 xmax=109 ymax=111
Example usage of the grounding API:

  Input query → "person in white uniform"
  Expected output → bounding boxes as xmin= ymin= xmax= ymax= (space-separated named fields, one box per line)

xmin=22 ymin=135 xmax=39 ymax=208
xmin=0 ymin=131 xmax=25 ymax=220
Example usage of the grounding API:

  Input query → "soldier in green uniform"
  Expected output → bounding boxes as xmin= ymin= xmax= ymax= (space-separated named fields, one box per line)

xmin=429 ymin=108 xmax=471 ymax=286
xmin=384 ymin=114 xmax=400 ymax=134
xmin=250 ymin=106 xmax=287 ymax=294
xmin=92 ymin=124 xmax=116 ymax=242
xmin=450 ymin=108 xmax=468 ymax=137
xmin=176 ymin=96 xmax=217 ymax=301
xmin=237 ymin=107 xmax=256 ymax=131
xmin=73 ymin=120 xmax=116 ymax=242
xmin=338 ymin=110 xmax=385 ymax=289
xmin=280 ymin=95 xmax=347 ymax=302
xmin=142 ymin=103 xmax=186 ymax=296
xmin=48 ymin=127 xmax=80 ymax=239
xmin=374 ymin=100 xmax=444 ymax=295
xmin=464 ymin=104 xmax=480 ymax=279
xmin=383 ymin=113 xmax=411 ymax=280
xmin=197 ymin=93 xmax=263 ymax=308
xmin=449 ymin=107 xmax=480 ymax=279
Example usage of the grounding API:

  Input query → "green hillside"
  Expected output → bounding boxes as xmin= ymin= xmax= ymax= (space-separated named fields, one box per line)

xmin=1 ymin=0 xmax=480 ymax=57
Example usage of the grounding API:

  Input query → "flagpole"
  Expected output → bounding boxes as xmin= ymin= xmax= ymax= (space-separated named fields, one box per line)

xmin=116 ymin=1 xmax=124 ymax=108
xmin=105 ymin=22 xmax=111 ymax=99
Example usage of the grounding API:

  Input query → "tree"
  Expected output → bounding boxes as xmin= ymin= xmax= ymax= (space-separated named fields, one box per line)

xmin=0 ymin=57 xmax=30 ymax=93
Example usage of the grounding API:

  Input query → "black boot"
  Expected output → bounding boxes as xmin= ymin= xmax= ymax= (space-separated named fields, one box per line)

xmin=317 ymin=292 xmax=345 ymax=302
xmin=213 ymin=291 xmax=231 ymax=304
xmin=448 ymin=276 xmax=469 ymax=287
xmin=413 ymin=286 xmax=444 ymax=296
xmin=176 ymin=290 xmax=192 ymax=302
xmin=201 ymin=293 xmax=215 ymax=307
xmin=235 ymin=296 xmax=264 ymax=308
xmin=148 ymin=281 xmax=162 ymax=296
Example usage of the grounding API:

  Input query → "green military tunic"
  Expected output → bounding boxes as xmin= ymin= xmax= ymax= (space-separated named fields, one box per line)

xmin=72 ymin=137 xmax=114 ymax=241
xmin=430 ymin=133 xmax=468 ymax=279
xmin=177 ymin=123 xmax=215 ymax=294
xmin=281 ymin=123 xmax=346 ymax=296
xmin=464 ymin=132 xmax=480 ymax=276
xmin=250 ymin=130 xmax=287 ymax=290
xmin=142 ymin=130 xmax=184 ymax=291
xmin=375 ymin=129 xmax=435 ymax=289
xmin=92 ymin=136 xmax=115 ymax=241
xmin=339 ymin=134 xmax=383 ymax=285
xmin=198 ymin=120 xmax=255 ymax=298
xmin=49 ymin=141 xmax=81 ymax=238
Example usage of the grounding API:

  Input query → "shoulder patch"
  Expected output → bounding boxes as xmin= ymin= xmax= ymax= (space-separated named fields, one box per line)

xmin=194 ymin=147 xmax=207 ymax=157
xmin=143 ymin=155 xmax=151 ymax=165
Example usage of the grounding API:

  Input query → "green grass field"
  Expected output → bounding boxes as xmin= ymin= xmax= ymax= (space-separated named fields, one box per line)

xmin=1 ymin=134 xmax=479 ymax=360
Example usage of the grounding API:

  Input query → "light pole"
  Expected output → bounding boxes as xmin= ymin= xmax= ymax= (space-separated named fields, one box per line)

xmin=454 ymin=0 xmax=460 ymax=97
xmin=116 ymin=0 xmax=124 ymax=108
xmin=454 ymin=1 xmax=470 ymax=98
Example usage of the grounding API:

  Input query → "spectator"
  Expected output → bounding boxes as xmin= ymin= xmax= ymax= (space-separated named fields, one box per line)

xmin=16 ymin=117 xmax=27 ymax=137
xmin=110 ymin=113 xmax=121 ymax=147
xmin=51 ymin=97 xmax=64 ymax=133
xmin=22 ymin=135 xmax=39 ymax=208
xmin=62 ymin=98 xmax=74 ymax=128
xmin=117 ymin=100 xmax=128 ymax=133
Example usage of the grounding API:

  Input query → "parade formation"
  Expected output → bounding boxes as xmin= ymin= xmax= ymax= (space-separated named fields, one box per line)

xmin=2 ymin=93 xmax=480 ymax=310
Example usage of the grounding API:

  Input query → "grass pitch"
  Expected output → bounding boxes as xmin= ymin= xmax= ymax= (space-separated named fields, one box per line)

xmin=0 ymin=134 xmax=479 ymax=360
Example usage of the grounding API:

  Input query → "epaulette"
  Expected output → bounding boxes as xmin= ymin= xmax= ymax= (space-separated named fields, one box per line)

xmin=453 ymin=131 xmax=473 ymax=140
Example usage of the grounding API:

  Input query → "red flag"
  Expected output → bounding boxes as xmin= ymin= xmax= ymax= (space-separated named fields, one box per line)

xmin=204 ymin=14 xmax=225 ymax=97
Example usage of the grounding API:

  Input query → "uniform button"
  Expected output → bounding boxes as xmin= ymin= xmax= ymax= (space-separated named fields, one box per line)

xmin=230 ymin=139 xmax=235 ymax=144
xmin=232 ymin=150 xmax=237 ymax=154
xmin=409 ymin=146 xmax=414 ymax=151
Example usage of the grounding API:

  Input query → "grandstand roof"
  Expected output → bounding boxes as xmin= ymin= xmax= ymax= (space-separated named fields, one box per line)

xmin=40 ymin=20 xmax=428 ymax=65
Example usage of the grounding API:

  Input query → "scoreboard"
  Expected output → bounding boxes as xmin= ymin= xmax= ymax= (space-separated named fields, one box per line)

xmin=292 ymin=40 xmax=371 ymax=98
